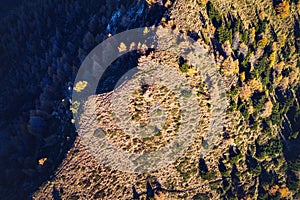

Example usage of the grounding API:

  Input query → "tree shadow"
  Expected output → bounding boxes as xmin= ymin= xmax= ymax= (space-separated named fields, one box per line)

xmin=187 ymin=30 xmax=200 ymax=41
xmin=230 ymin=164 xmax=245 ymax=198
xmin=52 ymin=186 xmax=62 ymax=200
xmin=294 ymin=14 xmax=300 ymax=51
xmin=198 ymin=158 xmax=209 ymax=173
xmin=132 ymin=185 xmax=140 ymax=200
xmin=0 ymin=0 xmax=168 ymax=199
xmin=146 ymin=181 xmax=155 ymax=200
xmin=259 ymin=166 xmax=277 ymax=188
xmin=218 ymin=158 xmax=227 ymax=173
xmin=133 ymin=179 xmax=209 ymax=199
xmin=229 ymin=146 xmax=240 ymax=158
xmin=245 ymin=152 xmax=258 ymax=171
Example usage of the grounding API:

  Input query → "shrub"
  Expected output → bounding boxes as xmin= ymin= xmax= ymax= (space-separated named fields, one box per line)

xmin=229 ymin=153 xmax=243 ymax=164
xmin=74 ymin=81 xmax=88 ymax=92
xmin=241 ymin=108 xmax=250 ymax=119
xmin=200 ymin=171 xmax=216 ymax=180
xmin=179 ymin=62 xmax=189 ymax=73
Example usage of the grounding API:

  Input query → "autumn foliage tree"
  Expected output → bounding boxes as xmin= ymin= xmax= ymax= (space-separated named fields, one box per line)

xmin=239 ymin=84 xmax=252 ymax=100
xmin=275 ymin=0 xmax=290 ymax=19
xmin=220 ymin=57 xmax=239 ymax=75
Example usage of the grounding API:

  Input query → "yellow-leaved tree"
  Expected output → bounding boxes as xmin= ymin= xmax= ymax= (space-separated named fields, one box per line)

xmin=261 ymin=100 xmax=273 ymax=118
xmin=240 ymin=72 xmax=246 ymax=82
xmin=248 ymin=78 xmax=263 ymax=92
xmin=239 ymin=84 xmax=252 ymax=100
xmin=269 ymin=52 xmax=276 ymax=68
xmin=275 ymin=0 xmax=290 ymax=19
xmin=220 ymin=57 xmax=239 ymax=76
